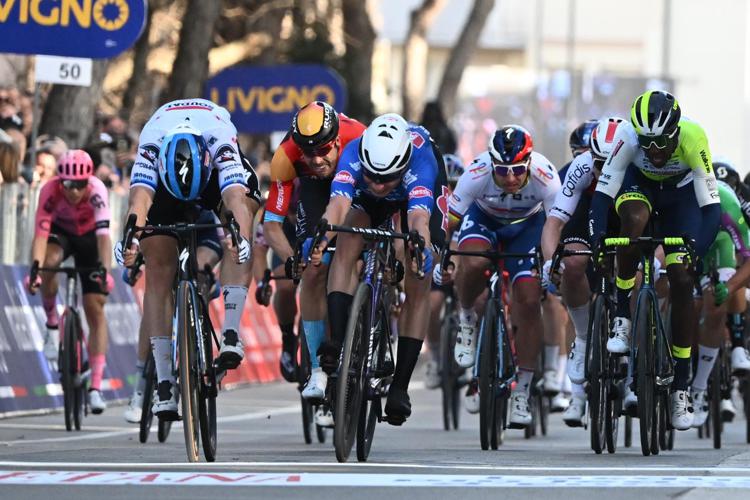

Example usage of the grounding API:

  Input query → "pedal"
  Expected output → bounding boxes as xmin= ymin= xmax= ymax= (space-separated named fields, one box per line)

xmin=507 ymin=422 xmax=528 ymax=430
xmin=374 ymin=360 xmax=394 ymax=378
xmin=383 ymin=414 xmax=406 ymax=426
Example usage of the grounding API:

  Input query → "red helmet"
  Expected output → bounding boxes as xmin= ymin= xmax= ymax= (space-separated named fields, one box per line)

xmin=57 ymin=149 xmax=94 ymax=180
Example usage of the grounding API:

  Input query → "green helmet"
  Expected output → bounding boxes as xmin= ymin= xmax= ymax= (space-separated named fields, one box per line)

xmin=630 ymin=90 xmax=681 ymax=136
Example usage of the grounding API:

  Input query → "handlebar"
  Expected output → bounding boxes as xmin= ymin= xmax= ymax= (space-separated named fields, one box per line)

xmin=30 ymin=260 xmax=106 ymax=282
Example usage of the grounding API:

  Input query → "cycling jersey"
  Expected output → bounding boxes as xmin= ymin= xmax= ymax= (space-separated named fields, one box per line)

xmin=448 ymin=151 xmax=560 ymax=223
xmin=131 ymin=98 xmax=249 ymax=195
xmin=549 ymin=152 xmax=596 ymax=223
xmin=703 ymin=181 xmax=750 ymax=282
xmin=596 ymin=118 xmax=719 ymax=207
xmin=331 ymin=125 xmax=440 ymax=214
xmin=265 ymin=114 xmax=365 ymax=222
xmin=35 ymin=176 xmax=110 ymax=238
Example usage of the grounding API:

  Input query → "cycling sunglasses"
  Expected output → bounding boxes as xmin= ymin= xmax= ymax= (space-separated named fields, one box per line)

xmin=301 ymin=139 xmax=335 ymax=158
xmin=62 ymin=179 xmax=88 ymax=190
xmin=491 ymin=157 xmax=530 ymax=177
xmin=363 ymin=170 xmax=405 ymax=184
xmin=637 ymin=127 xmax=679 ymax=150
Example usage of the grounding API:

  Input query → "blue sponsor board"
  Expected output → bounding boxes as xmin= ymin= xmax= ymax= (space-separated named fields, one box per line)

xmin=205 ymin=64 xmax=348 ymax=133
xmin=0 ymin=0 xmax=147 ymax=59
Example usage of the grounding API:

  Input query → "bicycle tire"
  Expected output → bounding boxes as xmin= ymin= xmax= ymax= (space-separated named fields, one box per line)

xmin=177 ymin=282 xmax=201 ymax=462
xmin=710 ymin=351 xmax=722 ymax=449
xmin=589 ymin=294 xmax=608 ymax=454
xmin=298 ymin=324 xmax=314 ymax=445
xmin=357 ymin=395 xmax=380 ymax=462
xmin=605 ymin=360 xmax=621 ymax=454
xmin=495 ymin=393 xmax=507 ymax=446
xmin=478 ymin=300 xmax=498 ymax=450
xmin=357 ymin=315 xmax=387 ymax=462
xmin=198 ymin=310 xmax=218 ymax=462
xmin=334 ymin=282 xmax=370 ymax=463
xmin=71 ymin=313 xmax=85 ymax=431
xmin=440 ymin=301 xmax=456 ymax=432
xmin=624 ymin=415 xmax=633 ymax=448
xmin=60 ymin=310 xmax=76 ymax=432
xmin=139 ymin=355 xmax=155 ymax=443
xmin=539 ymin=392 xmax=549 ymax=437
xmin=158 ymin=411 xmax=174 ymax=442
xmin=635 ymin=292 xmax=657 ymax=456
xmin=743 ymin=378 xmax=750 ymax=443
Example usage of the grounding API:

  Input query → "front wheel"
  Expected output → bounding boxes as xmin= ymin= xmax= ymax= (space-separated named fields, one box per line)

xmin=635 ymin=293 xmax=658 ymax=457
xmin=139 ymin=355 xmax=155 ymax=444
xmin=589 ymin=295 xmax=608 ymax=454
xmin=478 ymin=300 xmax=498 ymax=451
xmin=177 ymin=282 xmax=201 ymax=462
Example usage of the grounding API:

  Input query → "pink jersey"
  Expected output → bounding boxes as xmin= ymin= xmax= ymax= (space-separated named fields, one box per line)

xmin=35 ymin=176 xmax=111 ymax=238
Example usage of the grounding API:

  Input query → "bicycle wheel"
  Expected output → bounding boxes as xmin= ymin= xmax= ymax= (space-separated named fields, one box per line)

xmin=356 ymin=395 xmax=380 ymax=462
xmin=635 ymin=293 xmax=658 ymax=456
xmin=538 ymin=391 xmax=549 ymax=437
xmin=298 ymin=324 xmax=314 ymax=444
xmin=59 ymin=310 xmax=76 ymax=432
xmin=605 ymin=360 xmax=621 ymax=454
xmin=158 ymin=393 xmax=175 ymax=443
xmin=334 ymin=282 xmax=370 ymax=463
xmin=139 ymin=355 xmax=155 ymax=444
xmin=71 ymin=314 xmax=86 ymax=431
xmin=198 ymin=310 xmax=218 ymax=462
xmin=440 ymin=302 xmax=457 ymax=431
xmin=495 ymin=393 xmax=507 ymax=446
xmin=710 ymin=352 xmax=722 ymax=449
xmin=177 ymin=282 xmax=201 ymax=462
xmin=478 ymin=300 xmax=498 ymax=450
xmin=589 ymin=295 xmax=608 ymax=454
xmin=357 ymin=317 xmax=387 ymax=462
xmin=743 ymin=378 xmax=750 ymax=443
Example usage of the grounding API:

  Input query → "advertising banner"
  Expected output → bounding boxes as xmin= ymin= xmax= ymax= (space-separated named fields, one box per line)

xmin=205 ymin=64 xmax=347 ymax=133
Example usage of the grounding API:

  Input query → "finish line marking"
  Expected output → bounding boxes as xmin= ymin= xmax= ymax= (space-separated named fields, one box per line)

xmin=0 ymin=471 xmax=749 ymax=488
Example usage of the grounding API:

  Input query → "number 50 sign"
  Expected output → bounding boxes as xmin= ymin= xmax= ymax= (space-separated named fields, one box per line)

xmin=35 ymin=55 xmax=93 ymax=87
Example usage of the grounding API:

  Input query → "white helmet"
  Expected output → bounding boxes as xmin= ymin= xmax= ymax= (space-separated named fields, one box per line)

xmin=590 ymin=117 xmax=625 ymax=159
xmin=358 ymin=113 xmax=413 ymax=180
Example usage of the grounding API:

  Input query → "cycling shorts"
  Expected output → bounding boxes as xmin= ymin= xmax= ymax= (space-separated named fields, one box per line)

xmin=48 ymin=224 xmax=105 ymax=295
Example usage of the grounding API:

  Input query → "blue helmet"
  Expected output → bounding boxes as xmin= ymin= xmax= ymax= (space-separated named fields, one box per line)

xmin=443 ymin=154 xmax=464 ymax=184
xmin=158 ymin=124 xmax=211 ymax=201
xmin=569 ymin=119 xmax=598 ymax=156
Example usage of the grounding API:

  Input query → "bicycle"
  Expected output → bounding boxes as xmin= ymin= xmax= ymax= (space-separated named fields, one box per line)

xmin=438 ymin=286 xmax=463 ymax=431
xmin=309 ymin=218 xmax=422 ymax=463
xmin=122 ymin=210 xmax=240 ymax=462
xmin=29 ymin=262 xmax=105 ymax=432
xmin=599 ymin=236 xmax=694 ymax=456
xmin=441 ymin=247 xmax=540 ymax=450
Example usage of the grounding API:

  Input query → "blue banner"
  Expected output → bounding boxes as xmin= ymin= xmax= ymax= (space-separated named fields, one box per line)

xmin=205 ymin=64 xmax=348 ymax=133
xmin=0 ymin=0 xmax=147 ymax=59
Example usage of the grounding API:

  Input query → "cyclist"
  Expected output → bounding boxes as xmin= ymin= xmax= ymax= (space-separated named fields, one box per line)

xmin=691 ymin=180 xmax=750 ymax=426
xmin=115 ymin=98 xmax=260 ymax=420
xmin=424 ymin=153 xmax=464 ymax=391
xmin=442 ymin=125 xmax=560 ymax=428
xmin=310 ymin=113 xmax=448 ymax=425
xmin=26 ymin=149 xmax=113 ymax=414
xmin=589 ymin=90 xmax=721 ymax=430
xmin=262 ymin=101 xmax=365 ymax=400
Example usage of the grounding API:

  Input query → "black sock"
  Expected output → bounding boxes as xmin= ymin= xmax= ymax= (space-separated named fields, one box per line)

xmin=615 ymin=286 xmax=632 ymax=318
xmin=327 ymin=292 xmax=353 ymax=346
xmin=392 ymin=337 xmax=423 ymax=392
xmin=729 ymin=313 xmax=745 ymax=349
xmin=280 ymin=323 xmax=296 ymax=352
xmin=673 ymin=357 xmax=691 ymax=391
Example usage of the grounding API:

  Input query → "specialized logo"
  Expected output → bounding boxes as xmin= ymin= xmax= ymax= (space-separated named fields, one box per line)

xmin=178 ymin=162 xmax=189 ymax=184
xmin=408 ymin=186 xmax=432 ymax=200
xmin=333 ymin=170 xmax=356 ymax=186
xmin=178 ymin=247 xmax=189 ymax=273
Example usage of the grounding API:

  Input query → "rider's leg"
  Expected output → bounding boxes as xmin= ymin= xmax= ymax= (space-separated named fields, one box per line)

xmin=82 ymin=293 xmax=108 ymax=391
xmin=300 ymin=261 xmax=329 ymax=368
xmin=512 ymin=277 xmax=544 ymax=395
xmin=40 ymin=242 xmax=64 ymax=359
xmin=542 ymin=294 xmax=566 ymax=393
xmin=561 ymin=246 xmax=592 ymax=383
xmin=217 ymin=229 xmax=253 ymax=366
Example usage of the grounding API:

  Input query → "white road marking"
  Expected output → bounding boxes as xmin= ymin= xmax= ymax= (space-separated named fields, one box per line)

xmin=0 ymin=423 xmax=131 ymax=432
xmin=0 ymin=471 xmax=749 ymax=488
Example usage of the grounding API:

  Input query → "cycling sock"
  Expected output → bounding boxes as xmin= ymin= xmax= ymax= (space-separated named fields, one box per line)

xmin=42 ymin=295 xmax=58 ymax=328
xmin=280 ymin=323 xmax=296 ymax=352
xmin=302 ymin=320 xmax=326 ymax=369
xmin=567 ymin=302 xmax=590 ymax=341
xmin=150 ymin=336 xmax=173 ymax=385
xmin=728 ymin=313 xmax=745 ymax=349
xmin=671 ymin=344 xmax=692 ymax=391
xmin=89 ymin=354 xmax=106 ymax=391
xmin=562 ymin=372 xmax=572 ymax=393
xmin=222 ymin=285 xmax=248 ymax=334
xmin=571 ymin=382 xmax=585 ymax=398
xmin=544 ymin=345 xmax=559 ymax=371
xmin=135 ymin=359 xmax=146 ymax=394
xmin=615 ymin=276 xmax=635 ymax=319
xmin=327 ymin=292 xmax=353 ymax=346
xmin=691 ymin=345 xmax=719 ymax=391
xmin=392 ymin=337 xmax=423 ymax=391
xmin=514 ymin=368 xmax=534 ymax=395
xmin=558 ymin=355 xmax=569 ymax=387
xmin=459 ymin=307 xmax=477 ymax=326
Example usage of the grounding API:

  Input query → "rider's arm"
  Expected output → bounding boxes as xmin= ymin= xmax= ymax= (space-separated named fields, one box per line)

xmin=319 ymin=195 xmax=352 ymax=243
xmin=318 ymin=142 xmax=359 ymax=243
xmin=126 ymin=185 xmax=154 ymax=229
xmin=407 ymin=208 xmax=431 ymax=250
xmin=541 ymin=216 xmax=565 ymax=262
xmin=222 ymin=185 xmax=254 ymax=240
xmin=263 ymin=146 xmax=297 ymax=260
xmin=97 ymin=234 xmax=112 ymax=270
xmin=685 ymin=126 xmax=721 ymax=256
xmin=90 ymin=177 xmax=112 ymax=269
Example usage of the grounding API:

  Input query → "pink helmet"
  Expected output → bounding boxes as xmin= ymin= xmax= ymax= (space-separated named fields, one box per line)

xmin=57 ymin=149 xmax=94 ymax=180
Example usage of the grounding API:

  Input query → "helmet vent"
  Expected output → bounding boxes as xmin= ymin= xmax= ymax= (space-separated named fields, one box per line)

xmin=378 ymin=131 xmax=393 ymax=139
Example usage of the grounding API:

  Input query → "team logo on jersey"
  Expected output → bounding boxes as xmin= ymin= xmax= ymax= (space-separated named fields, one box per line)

xmin=89 ymin=194 xmax=105 ymax=209
xmin=409 ymin=186 xmax=433 ymax=200
xmin=215 ymin=145 xmax=237 ymax=164
xmin=436 ymin=185 xmax=451 ymax=232
xmin=409 ymin=131 xmax=425 ymax=149
xmin=139 ymin=144 xmax=160 ymax=165
xmin=333 ymin=170 xmax=356 ymax=186
xmin=535 ymin=166 xmax=554 ymax=184
xmin=403 ymin=171 xmax=417 ymax=186
xmin=611 ymin=140 xmax=624 ymax=158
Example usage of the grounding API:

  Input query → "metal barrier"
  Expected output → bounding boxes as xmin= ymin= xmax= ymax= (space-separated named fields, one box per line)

xmin=0 ymin=183 xmax=128 ymax=265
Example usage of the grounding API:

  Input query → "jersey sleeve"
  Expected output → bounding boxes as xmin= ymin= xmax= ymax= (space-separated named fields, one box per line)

xmin=34 ymin=182 xmax=55 ymax=238
xmin=535 ymin=159 xmax=561 ymax=215
xmin=549 ymin=158 xmax=589 ymax=222
xmin=330 ymin=140 xmax=361 ymax=201
xmin=595 ymin=123 xmax=638 ymax=199
xmin=130 ymin=123 xmax=162 ymax=191
xmin=264 ymin=145 xmax=298 ymax=222
xmin=448 ymin=158 xmax=487 ymax=219
xmin=681 ymin=122 xmax=719 ymax=207
xmin=210 ymin=122 xmax=247 ymax=194
xmin=89 ymin=178 xmax=111 ymax=236
xmin=405 ymin=136 xmax=439 ymax=214
xmin=718 ymin=183 xmax=750 ymax=256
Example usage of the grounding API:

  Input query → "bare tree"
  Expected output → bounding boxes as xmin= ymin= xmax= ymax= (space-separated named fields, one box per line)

xmin=39 ymin=60 xmax=109 ymax=147
xmin=165 ymin=0 xmax=222 ymax=101
xmin=121 ymin=2 xmax=155 ymax=122
xmin=402 ymin=0 xmax=446 ymax=121
xmin=437 ymin=0 xmax=495 ymax=118
xmin=341 ymin=0 xmax=376 ymax=122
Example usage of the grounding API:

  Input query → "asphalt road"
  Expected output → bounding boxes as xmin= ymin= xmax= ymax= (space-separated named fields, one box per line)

xmin=1 ymin=374 xmax=749 ymax=500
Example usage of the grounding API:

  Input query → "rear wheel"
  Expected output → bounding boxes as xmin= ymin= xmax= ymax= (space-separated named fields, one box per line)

xmin=60 ymin=310 xmax=77 ymax=432
xmin=177 ymin=282 xmax=201 ymax=462
xmin=742 ymin=377 xmax=750 ymax=443
xmin=198 ymin=306 xmax=218 ymax=462
xmin=139 ymin=355 xmax=155 ymax=444
xmin=299 ymin=324 xmax=314 ymax=444
xmin=334 ymin=283 xmax=370 ymax=463
xmin=478 ymin=301 xmax=498 ymax=451
xmin=589 ymin=295 xmax=608 ymax=454
xmin=635 ymin=293 xmax=657 ymax=456
xmin=440 ymin=301 xmax=458 ymax=431
xmin=710 ymin=353 xmax=722 ymax=449
xmin=605 ymin=358 xmax=621 ymax=454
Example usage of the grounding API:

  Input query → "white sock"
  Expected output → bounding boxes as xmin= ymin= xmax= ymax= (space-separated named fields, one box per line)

xmin=557 ymin=354 xmax=568 ymax=385
xmin=222 ymin=285 xmax=248 ymax=333
xmin=514 ymin=368 xmax=534 ymax=395
xmin=150 ymin=337 xmax=173 ymax=384
xmin=562 ymin=373 xmax=572 ymax=393
xmin=544 ymin=345 xmax=559 ymax=371
xmin=567 ymin=302 xmax=590 ymax=341
xmin=460 ymin=307 xmax=477 ymax=326
xmin=692 ymin=345 xmax=719 ymax=391
xmin=571 ymin=382 xmax=585 ymax=397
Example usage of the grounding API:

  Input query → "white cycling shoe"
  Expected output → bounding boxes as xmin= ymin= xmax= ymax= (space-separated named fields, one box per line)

xmin=217 ymin=329 xmax=244 ymax=369
xmin=454 ymin=321 xmax=477 ymax=368
xmin=124 ymin=391 xmax=143 ymax=423
xmin=731 ymin=347 xmax=750 ymax=374
xmin=721 ymin=398 xmax=737 ymax=422
xmin=424 ymin=360 xmax=441 ymax=390
xmin=563 ymin=394 xmax=586 ymax=428
xmin=314 ymin=406 xmax=334 ymax=427
xmin=567 ymin=340 xmax=587 ymax=384
xmin=43 ymin=328 xmax=59 ymax=362
xmin=508 ymin=391 xmax=532 ymax=429
xmin=464 ymin=382 xmax=480 ymax=414
xmin=543 ymin=369 xmax=561 ymax=395
xmin=623 ymin=384 xmax=638 ymax=415
xmin=302 ymin=368 xmax=327 ymax=400
xmin=88 ymin=389 xmax=107 ymax=415
xmin=153 ymin=380 xmax=179 ymax=420
xmin=690 ymin=389 xmax=708 ymax=428
xmin=607 ymin=317 xmax=631 ymax=354
xmin=551 ymin=392 xmax=570 ymax=412
xmin=670 ymin=390 xmax=694 ymax=430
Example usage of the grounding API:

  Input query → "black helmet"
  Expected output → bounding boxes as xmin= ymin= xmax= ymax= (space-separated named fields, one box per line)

xmin=489 ymin=125 xmax=533 ymax=164
xmin=630 ymin=90 xmax=681 ymax=137
xmin=569 ymin=119 xmax=598 ymax=156
xmin=291 ymin=101 xmax=339 ymax=151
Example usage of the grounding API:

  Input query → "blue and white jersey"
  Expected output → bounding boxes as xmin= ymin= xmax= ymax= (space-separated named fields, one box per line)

xmin=330 ymin=125 xmax=439 ymax=214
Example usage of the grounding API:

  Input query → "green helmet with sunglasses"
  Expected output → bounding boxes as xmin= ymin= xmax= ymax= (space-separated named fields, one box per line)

xmin=630 ymin=90 xmax=681 ymax=150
